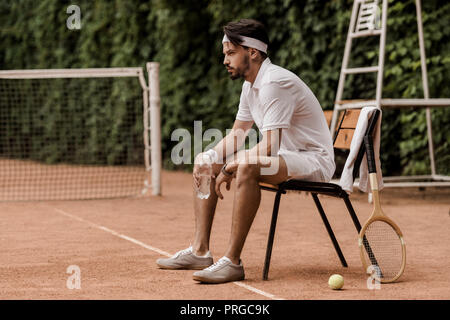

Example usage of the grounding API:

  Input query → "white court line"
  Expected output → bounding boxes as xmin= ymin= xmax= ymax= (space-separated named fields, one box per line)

xmin=233 ymin=282 xmax=284 ymax=300
xmin=53 ymin=208 xmax=172 ymax=257
xmin=51 ymin=207 xmax=285 ymax=301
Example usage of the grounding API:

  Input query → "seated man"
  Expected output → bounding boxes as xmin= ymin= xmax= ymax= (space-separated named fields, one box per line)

xmin=156 ymin=18 xmax=335 ymax=284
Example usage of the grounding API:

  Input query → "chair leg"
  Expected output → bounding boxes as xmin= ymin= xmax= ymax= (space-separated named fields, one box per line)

xmin=342 ymin=194 xmax=362 ymax=233
xmin=311 ymin=193 xmax=348 ymax=268
xmin=263 ymin=190 xmax=283 ymax=280
xmin=342 ymin=194 xmax=381 ymax=269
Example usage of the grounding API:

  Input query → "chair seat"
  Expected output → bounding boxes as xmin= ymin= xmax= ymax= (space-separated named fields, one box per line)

xmin=259 ymin=179 xmax=346 ymax=198
xmin=259 ymin=182 xmax=279 ymax=190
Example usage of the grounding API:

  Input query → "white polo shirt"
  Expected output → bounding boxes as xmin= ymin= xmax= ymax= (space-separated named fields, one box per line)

xmin=236 ymin=58 xmax=335 ymax=181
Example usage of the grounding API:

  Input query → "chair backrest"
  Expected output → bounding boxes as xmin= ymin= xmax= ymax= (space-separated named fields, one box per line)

xmin=333 ymin=109 xmax=360 ymax=150
xmin=332 ymin=108 xmax=380 ymax=182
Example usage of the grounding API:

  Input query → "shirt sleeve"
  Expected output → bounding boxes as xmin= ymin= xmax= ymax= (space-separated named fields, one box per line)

xmin=235 ymin=86 xmax=254 ymax=122
xmin=259 ymin=82 xmax=294 ymax=132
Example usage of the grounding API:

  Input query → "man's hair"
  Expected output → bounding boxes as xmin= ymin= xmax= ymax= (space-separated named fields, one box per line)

xmin=223 ymin=19 xmax=269 ymax=59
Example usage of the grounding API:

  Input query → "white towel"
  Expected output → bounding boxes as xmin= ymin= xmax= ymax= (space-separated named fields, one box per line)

xmin=339 ymin=107 xmax=384 ymax=193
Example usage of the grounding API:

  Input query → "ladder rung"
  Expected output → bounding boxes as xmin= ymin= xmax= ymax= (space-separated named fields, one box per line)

xmin=343 ymin=66 xmax=379 ymax=74
xmin=335 ymin=99 xmax=377 ymax=109
xmin=336 ymin=98 xmax=450 ymax=109
xmin=361 ymin=4 xmax=377 ymax=12
xmin=380 ymin=98 xmax=450 ymax=107
xmin=357 ymin=19 xmax=374 ymax=26
xmin=358 ymin=15 xmax=375 ymax=22
xmin=351 ymin=29 xmax=382 ymax=38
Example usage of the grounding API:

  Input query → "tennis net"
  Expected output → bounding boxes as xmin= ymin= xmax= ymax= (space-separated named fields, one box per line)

xmin=0 ymin=66 xmax=160 ymax=201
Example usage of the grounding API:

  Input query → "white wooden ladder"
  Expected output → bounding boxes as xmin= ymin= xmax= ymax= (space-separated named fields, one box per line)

xmin=330 ymin=0 xmax=450 ymax=188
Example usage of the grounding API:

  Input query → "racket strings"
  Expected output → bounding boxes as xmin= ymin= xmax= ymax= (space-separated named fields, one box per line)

xmin=362 ymin=220 xmax=403 ymax=281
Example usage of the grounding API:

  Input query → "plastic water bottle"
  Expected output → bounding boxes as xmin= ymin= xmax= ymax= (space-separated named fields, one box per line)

xmin=197 ymin=153 xmax=213 ymax=199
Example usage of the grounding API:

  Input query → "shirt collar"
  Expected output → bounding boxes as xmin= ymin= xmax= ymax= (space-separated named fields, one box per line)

xmin=250 ymin=57 xmax=271 ymax=90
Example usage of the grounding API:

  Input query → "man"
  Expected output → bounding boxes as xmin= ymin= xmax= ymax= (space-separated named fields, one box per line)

xmin=156 ymin=19 xmax=335 ymax=284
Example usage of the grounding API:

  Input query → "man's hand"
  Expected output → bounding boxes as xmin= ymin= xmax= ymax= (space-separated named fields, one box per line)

xmin=214 ymin=163 xmax=235 ymax=200
xmin=214 ymin=155 xmax=276 ymax=199
xmin=193 ymin=153 xmax=216 ymax=190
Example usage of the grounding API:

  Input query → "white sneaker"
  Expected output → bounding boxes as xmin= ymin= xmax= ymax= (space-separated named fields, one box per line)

xmin=156 ymin=247 xmax=213 ymax=270
xmin=192 ymin=256 xmax=245 ymax=284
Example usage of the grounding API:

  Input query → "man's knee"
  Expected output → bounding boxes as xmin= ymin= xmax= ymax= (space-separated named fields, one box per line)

xmin=236 ymin=161 xmax=260 ymax=187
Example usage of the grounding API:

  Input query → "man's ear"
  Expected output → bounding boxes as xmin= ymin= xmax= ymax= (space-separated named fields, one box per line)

xmin=249 ymin=48 xmax=259 ymax=60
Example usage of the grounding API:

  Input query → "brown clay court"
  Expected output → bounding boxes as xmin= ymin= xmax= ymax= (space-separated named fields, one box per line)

xmin=1 ymin=169 xmax=449 ymax=300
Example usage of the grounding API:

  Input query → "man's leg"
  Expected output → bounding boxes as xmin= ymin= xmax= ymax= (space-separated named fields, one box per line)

xmin=191 ymin=162 xmax=222 ymax=256
xmin=191 ymin=149 xmax=248 ymax=256
xmin=192 ymin=155 xmax=289 ymax=282
xmin=156 ymin=159 xmax=225 ymax=270
xmin=224 ymin=155 xmax=289 ymax=264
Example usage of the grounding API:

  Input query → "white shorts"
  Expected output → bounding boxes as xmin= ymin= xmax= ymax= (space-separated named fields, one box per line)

xmin=278 ymin=149 xmax=334 ymax=182
xmin=225 ymin=149 xmax=334 ymax=183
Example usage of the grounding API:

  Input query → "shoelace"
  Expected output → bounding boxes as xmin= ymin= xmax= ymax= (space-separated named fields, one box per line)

xmin=173 ymin=247 xmax=192 ymax=258
xmin=204 ymin=258 xmax=229 ymax=271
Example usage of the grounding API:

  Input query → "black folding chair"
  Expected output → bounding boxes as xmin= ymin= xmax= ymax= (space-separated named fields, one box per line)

xmin=259 ymin=108 xmax=380 ymax=280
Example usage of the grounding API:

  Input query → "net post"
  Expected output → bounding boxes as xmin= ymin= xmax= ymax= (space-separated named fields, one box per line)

xmin=147 ymin=62 xmax=162 ymax=196
xmin=141 ymin=70 xmax=151 ymax=196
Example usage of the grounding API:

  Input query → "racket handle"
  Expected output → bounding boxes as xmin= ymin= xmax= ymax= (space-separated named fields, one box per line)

xmin=364 ymin=134 xmax=376 ymax=173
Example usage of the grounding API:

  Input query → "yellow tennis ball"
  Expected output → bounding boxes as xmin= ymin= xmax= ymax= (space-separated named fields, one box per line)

xmin=328 ymin=274 xmax=344 ymax=290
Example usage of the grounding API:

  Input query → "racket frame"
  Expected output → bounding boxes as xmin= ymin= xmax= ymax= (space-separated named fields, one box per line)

xmin=358 ymin=194 xmax=406 ymax=283
xmin=359 ymin=134 xmax=406 ymax=283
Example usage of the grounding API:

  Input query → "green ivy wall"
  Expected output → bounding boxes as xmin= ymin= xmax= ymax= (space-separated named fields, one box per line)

xmin=1 ymin=0 xmax=449 ymax=175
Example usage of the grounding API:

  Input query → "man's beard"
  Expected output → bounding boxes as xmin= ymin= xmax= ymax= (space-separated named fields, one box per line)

xmin=229 ymin=55 xmax=249 ymax=80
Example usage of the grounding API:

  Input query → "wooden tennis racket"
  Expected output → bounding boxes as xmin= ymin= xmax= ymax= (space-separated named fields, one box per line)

xmin=358 ymin=134 xmax=406 ymax=283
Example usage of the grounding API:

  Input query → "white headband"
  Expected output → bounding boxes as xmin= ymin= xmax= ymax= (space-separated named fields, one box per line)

xmin=222 ymin=34 xmax=268 ymax=54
